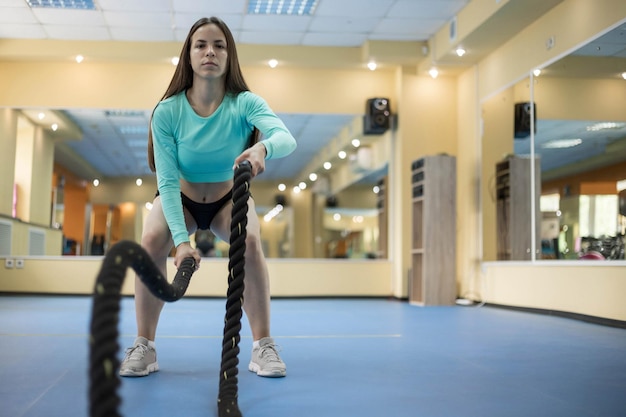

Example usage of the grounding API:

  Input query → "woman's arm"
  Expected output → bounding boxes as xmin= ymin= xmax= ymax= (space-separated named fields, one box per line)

xmin=152 ymin=105 xmax=190 ymax=248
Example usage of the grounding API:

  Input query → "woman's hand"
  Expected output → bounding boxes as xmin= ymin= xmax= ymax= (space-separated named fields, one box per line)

xmin=174 ymin=242 xmax=201 ymax=270
xmin=234 ymin=142 xmax=266 ymax=177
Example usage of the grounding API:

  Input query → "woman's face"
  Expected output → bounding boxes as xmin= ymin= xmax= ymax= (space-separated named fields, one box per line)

xmin=189 ymin=23 xmax=228 ymax=80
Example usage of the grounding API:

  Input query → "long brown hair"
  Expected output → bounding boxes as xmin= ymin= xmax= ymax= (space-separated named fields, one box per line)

xmin=147 ymin=16 xmax=259 ymax=172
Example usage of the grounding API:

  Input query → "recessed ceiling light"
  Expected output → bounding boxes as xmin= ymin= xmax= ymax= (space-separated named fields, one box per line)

xmin=75 ymin=55 xmax=84 ymax=63
xmin=455 ymin=47 xmax=466 ymax=57
xmin=248 ymin=0 xmax=319 ymax=16
xmin=429 ymin=67 xmax=439 ymax=78
xmin=26 ymin=0 xmax=96 ymax=10
xmin=367 ymin=61 xmax=377 ymax=71
xmin=533 ymin=68 xmax=541 ymax=77
xmin=268 ymin=59 xmax=278 ymax=68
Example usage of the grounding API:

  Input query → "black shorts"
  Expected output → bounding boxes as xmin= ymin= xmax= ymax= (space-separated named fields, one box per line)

xmin=156 ymin=190 xmax=232 ymax=230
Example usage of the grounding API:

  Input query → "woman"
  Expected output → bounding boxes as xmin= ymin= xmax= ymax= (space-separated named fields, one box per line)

xmin=119 ymin=16 xmax=296 ymax=378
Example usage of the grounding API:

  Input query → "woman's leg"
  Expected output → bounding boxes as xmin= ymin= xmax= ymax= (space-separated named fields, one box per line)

xmin=212 ymin=198 xmax=285 ymax=377
xmin=212 ymin=198 xmax=270 ymax=340
xmin=120 ymin=196 xmax=195 ymax=377
xmin=134 ymin=196 xmax=175 ymax=340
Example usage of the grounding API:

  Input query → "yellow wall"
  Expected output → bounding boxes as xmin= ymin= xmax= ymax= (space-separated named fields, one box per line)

xmin=482 ymin=262 xmax=626 ymax=322
xmin=1 ymin=0 xmax=626 ymax=322
xmin=0 ymin=256 xmax=392 ymax=298
xmin=472 ymin=0 xmax=626 ymax=320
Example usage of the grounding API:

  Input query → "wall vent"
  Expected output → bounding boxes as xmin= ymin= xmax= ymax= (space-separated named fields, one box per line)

xmin=29 ymin=228 xmax=46 ymax=256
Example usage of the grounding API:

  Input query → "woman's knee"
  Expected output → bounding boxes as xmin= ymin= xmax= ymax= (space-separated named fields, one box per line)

xmin=141 ymin=228 xmax=172 ymax=259
xmin=244 ymin=231 xmax=265 ymax=261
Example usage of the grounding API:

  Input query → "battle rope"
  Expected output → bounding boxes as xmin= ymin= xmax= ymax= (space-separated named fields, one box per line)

xmin=88 ymin=160 xmax=251 ymax=417
xmin=88 ymin=241 xmax=196 ymax=417
xmin=217 ymin=160 xmax=251 ymax=417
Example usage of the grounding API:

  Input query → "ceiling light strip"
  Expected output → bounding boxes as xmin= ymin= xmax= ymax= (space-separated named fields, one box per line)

xmin=247 ymin=0 xmax=319 ymax=16
xmin=25 ymin=0 xmax=96 ymax=9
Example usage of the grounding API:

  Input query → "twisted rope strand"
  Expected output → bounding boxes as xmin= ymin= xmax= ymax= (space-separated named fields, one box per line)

xmin=218 ymin=161 xmax=251 ymax=417
xmin=89 ymin=162 xmax=250 ymax=417
xmin=88 ymin=242 xmax=195 ymax=417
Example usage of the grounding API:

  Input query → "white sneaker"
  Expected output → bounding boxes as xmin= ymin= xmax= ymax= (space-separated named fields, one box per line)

xmin=119 ymin=336 xmax=158 ymax=377
xmin=248 ymin=337 xmax=286 ymax=378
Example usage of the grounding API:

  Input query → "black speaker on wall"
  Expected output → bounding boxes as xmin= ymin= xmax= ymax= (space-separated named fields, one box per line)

xmin=514 ymin=101 xmax=537 ymax=139
xmin=364 ymin=97 xmax=391 ymax=135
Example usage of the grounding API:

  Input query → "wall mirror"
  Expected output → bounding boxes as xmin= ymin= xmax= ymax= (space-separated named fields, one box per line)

xmin=483 ymin=22 xmax=626 ymax=262
xmin=8 ymin=107 xmax=389 ymax=260
xmin=525 ymin=22 xmax=626 ymax=261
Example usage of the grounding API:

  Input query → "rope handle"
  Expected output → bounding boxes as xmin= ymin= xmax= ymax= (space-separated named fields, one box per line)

xmin=218 ymin=159 xmax=252 ymax=417
xmin=89 ymin=159 xmax=251 ymax=417
xmin=88 ymin=241 xmax=195 ymax=417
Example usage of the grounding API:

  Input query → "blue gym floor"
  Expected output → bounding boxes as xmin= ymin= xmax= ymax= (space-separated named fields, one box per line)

xmin=1 ymin=295 xmax=625 ymax=417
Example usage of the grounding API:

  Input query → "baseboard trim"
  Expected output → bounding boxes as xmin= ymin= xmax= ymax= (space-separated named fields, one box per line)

xmin=485 ymin=303 xmax=626 ymax=329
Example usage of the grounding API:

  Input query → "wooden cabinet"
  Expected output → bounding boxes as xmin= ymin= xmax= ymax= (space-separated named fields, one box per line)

xmin=410 ymin=155 xmax=457 ymax=306
xmin=496 ymin=155 xmax=541 ymax=260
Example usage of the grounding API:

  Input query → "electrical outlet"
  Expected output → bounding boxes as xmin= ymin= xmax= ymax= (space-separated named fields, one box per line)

xmin=4 ymin=258 xmax=14 ymax=269
xmin=15 ymin=259 xmax=24 ymax=269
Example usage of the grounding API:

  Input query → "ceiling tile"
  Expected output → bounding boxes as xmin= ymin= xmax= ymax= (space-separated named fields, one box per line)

xmin=239 ymin=31 xmax=303 ymax=45
xmin=0 ymin=6 xmax=38 ymax=23
xmin=173 ymin=0 xmax=246 ymax=14
xmin=314 ymin=0 xmax=395 ymax=18
xmin=103 ymin=11 xmax=172 ymax=28
xmin=31 ymin=8 xmax=106 ymax=25
xmin=308 ymin=16 xmax=379 ymax=33
xmin=387 ymin=0 xmax=468 ymax=19
xmin=0 ymin=23 xmax=47 ymax=38
xmin=241 ymin=14 xmax=312 ymax=31
xmin=109 ymin=26 xmax=175 ymax=42
xmin=97 ymin=0 xmax=172 ymax=12
xmin=1 ymin=0 xmax=29 ymax=6
xmin=43 ymin=24 xmax=111 ymax=40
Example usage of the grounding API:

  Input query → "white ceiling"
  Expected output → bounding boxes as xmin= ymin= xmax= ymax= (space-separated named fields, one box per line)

xmin=3 ymin=1 xmax=626 ymax=183
xmin=0 ymin=0 xmax=469 ymax=46
xmin=2 ymin=0 xmax=471 ymax=182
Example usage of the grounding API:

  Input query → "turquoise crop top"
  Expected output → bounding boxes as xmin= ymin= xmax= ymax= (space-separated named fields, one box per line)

xmin=152 ymin=90 xmax=297 ymax=246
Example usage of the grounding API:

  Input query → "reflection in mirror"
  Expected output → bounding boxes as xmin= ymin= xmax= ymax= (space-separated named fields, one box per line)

xmin=517 ymin=23 xmax=626 ymax=261
xmin=481 ymin=75 xmax=535 ymax=262
xmin=6 ymin=107 xmax=389 ymax=259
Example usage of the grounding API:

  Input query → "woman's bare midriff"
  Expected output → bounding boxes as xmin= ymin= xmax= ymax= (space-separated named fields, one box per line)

xmin=179 ymin=178 xmax=233 ymax=204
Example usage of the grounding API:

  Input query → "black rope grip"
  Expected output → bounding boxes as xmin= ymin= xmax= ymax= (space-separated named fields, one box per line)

xmin=88 ymin=241 xmax=196 ymax=417
xmin=88 ymin=161 xmax=250 ymax=417
xmin=217 ymin=160 xmax=251 ymax=417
